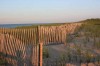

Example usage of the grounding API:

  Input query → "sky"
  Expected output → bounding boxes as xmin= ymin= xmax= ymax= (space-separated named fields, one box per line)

xmin=0 ymin=0 xmax=100 ymax=24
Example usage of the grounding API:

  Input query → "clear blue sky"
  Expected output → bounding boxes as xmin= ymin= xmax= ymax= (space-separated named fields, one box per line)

xmin=0 ymin=0 xmax=100 ymax=24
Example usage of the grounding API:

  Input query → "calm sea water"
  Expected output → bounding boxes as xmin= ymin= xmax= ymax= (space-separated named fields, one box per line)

xmin=0 ymin=23 xmax=62 ymax=28
xmin=0 ymin=24 xmax=36 ymax=28
xmin=0 ymin=23 xmax=59 ymax=28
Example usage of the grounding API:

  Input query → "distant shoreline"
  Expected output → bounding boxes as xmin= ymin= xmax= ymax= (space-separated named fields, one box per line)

xmin=0 ymin=23 xmax=65 ymax=28
xmin=0 ymin=24 xmax=33 ymax=28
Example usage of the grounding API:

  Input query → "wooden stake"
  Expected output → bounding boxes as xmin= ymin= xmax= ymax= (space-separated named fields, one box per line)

xmin=39 ymin=42 xmax=43 ymax=66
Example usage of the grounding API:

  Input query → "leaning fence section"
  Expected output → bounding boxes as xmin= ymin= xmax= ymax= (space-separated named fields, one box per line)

xmin=0 ymin=28 xmax=39 ymax=66
xmin=38 ymin=26 xmax=66 ymax=45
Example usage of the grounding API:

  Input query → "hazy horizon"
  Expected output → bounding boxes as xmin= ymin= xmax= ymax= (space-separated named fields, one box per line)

xmin=0 ymin=0 xmax=100 ymax=24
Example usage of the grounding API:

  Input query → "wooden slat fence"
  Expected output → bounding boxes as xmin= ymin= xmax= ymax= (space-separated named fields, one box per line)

xmin=0 ymin=23 xmax=81 ymax=66
xmin=0 ymin=28 xmax=39 ymax=66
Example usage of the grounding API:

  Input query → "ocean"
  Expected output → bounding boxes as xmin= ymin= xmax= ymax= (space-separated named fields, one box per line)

xmin=0 ymin=24 xmax=36 ymax=28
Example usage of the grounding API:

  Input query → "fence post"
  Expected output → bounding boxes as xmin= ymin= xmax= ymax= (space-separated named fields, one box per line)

xmin=39 ymin=42 xmax=43 ymax=66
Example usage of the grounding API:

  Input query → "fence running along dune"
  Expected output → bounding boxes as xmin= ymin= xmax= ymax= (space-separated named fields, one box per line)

xmin=0 ymin=23 xmax=81 ymax=66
